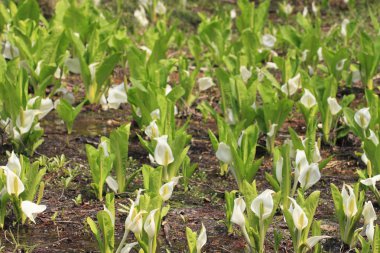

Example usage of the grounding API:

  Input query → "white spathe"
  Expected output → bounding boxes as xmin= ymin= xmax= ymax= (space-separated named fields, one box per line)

xmin=134 ymin=6 xmax=149 ymax=27
xmin=159 ymin=177 xmax=181 ymax=201
xmin=154 ymin=135 xmax=174 ymax=167
xmin=298 ymin=163 xmax=321 ymax=190
xmin=362 ymin=201 xmax=377 ymax=225
xmin=281 ymin=73 xmax=301 ymax=96
xmin=354 ymin=107 xmax=371 ymax=129
xmin=107 ymin=83 xmax=128 ymax=109
xmin=289 ymin=197 xmax=308 ymax=231
xmin=231 ymin=197 xmax=246 ymax=227
xmin=145 ymin=120 xmax=160 ymax=139
xmin=240 ymin=66 xmax=252 ymax=83
xmin=360 ymin=174 xmax=380 ymax=189
xmin=21 ymin=201 xmax=46 ymax=223
xmin=215 ymin=142 xmax=232 ymax=164
xmin=261 ymin=34 xmax=276 ymax=48
xmin=198 ymin=77 xmax=215 ymax=91
xmin=144 ymin=209 xmax=159 ymax=239
xmin=327 ymin=97 xmax=342 ymax=115
xmin=16 ymin=109 xmax=38 ymax=135
xmin=368 ymin=130 xmax=379 ymax=146
xmin=6 ymin=151 xmax=21 ymax=176
xmin=342 ymin=184 xmax=358 ymax=218
xmin=341 ymin=19 xmax=350 ymax=37
xmin=300 ymin=89 xmax=317 ymax=109
xmin=4 ymin=167 xmax=25 ymax=197
xmin=150 ymin=109 xmax=160 ymax=120
xmin=250 ymin=189 xmax=274 ymax=220
xmin=276 ymin=156 xmax=283 ymax=183
xmin=196 ymin=224 xmax=207 ymax=253
xmin=106 ymin=176 xmax=119 ymax=193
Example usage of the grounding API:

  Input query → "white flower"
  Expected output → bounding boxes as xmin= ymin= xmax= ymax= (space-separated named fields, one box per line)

xmin=155 ymin=1 xmax=166 ymax=15
xmin=198 ymin=77 xmax=215 ymax=91
xmin=281 ymin=73 xmax=301 ymax=96
xmin=354 ymin=108 xmax=371 ymax=129
xmin=6 ymin=151 xmax=21 ymax=176
xmin=317 ymin=47 xmax=323 ymax=62
xmin=159 ymin=177 xmax=181 ymax=201
xmin=226 ymin=108 xmax=236 ymax=125
xmin=230 ymin=9 xmax=237 ymax=19
xmin=302 ymin=7 xmax=308 ymax=17
xmin=276 ymin=157 xmax=283 ymax=183
xmin=361 ymin=153 xmax=369 ymax=165
xmin=289 ymin=197 xmax=308 ymax=231
xmin=301 ymin=50 xmax=309 ymax=62
xmin=295 ymin=149 xmax=309 ymax=180
xmin=134 ymin=6 xmax=149 ymax=27
xmin=240 ymin=66 xmax=252 ymax=83
xmin=139 ymin=45 xmax=152 ymax=56
xmin=237 ymin=131 xmax=244 ymax=147
xmin=106 ymin=176 xmax=119 ymax=193
xmin=215 ymin=142 xmax=232 ymax=164
xmin=231 ymin=197 xmax=246 ymax=227
xmin=267 ymin=124 xmax=278 ymax=137
xmin=352 ymin=70 xmax=361 ymax=83
xmin=154 ymin=135 xmax=174 ymax=167
xmin=283 ymin=3 xmax=293 ymax=15
xmin=150 ymin=109 xmax=160 ymax=120
xmin=341 ymin=19 xmax=350 ymax=37
xmin=366 ymin=221 xmax=375 ymax=242
xmin=99 ymin=140 xmax=109 ymax=157
xmin=342 ymin=184 xmax=358 ymax=218
xmin=368 ymin=130 xmax=379 ymax=146
xmin=300 ymin=89 xmax=317 ymax=109
xmin=145 ymin=120 xmax=160 ymax=139
xmin=327 ymin=97 xmax=342 ymax=115
xmin=266 ymin=62 xmax=278 ymax=69
xmin=362 ymin=201 xmax=377 ymax=225
xmin=3 ymin=167 xmax=24 ymax=197
xmin=144 ymin=209 xmax=159 ymax=239
xmin=165 ymin=85 xmax=172 ymax=95
xmin=261 ymin=34 xmax=276 ymax=48
xmin=120 ymin=242 xmax=138 ymax=253
xmin=251 ymin=189 xmax=275 ymax=220
xmin=38 ymin=98 xmax=54 ymax=119
xmin=312 ymin=1 xmax=318 ymax=14
xmin=107 ymin=83 xmax=128 ymax=109
xmin=360 ymin=175 xmax=380 ymax=189
xmin=196 ymin=224 xmax=207 ymax=253
xmin=16 ymin=109 xmax=38 ymax=135
xmin=336 ymin=59 xmax=347 ymax=71
xmin=2 ymin=41 xmax=19 ymax=59
xmin=305 ymin=236 xmax=331 ymax=248
xmin=64 ymin=58 xmax=81 ymax=74
xmin=298 ymin=163 xmax=321 ymax=190
xmin=21 ymin=201 xmax=46 ymax=223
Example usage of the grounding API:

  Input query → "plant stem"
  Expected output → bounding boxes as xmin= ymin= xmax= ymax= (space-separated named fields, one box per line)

xmin=241 ymin=225 xmax=252 ymax=253
xmin=148 ymin=239 xmax=153 ymax=253
xmin=163 ymin=166 xmax=168 ymax=181
xmin=115 ymin=229 xmax=130 ymax=253
xmin=259 ymin=219 xmax=265 ymax=253
xmin=295 ymin=229 xmax=302 ymax=253
xmin=343 ymin=217 xmax=351 ymax=244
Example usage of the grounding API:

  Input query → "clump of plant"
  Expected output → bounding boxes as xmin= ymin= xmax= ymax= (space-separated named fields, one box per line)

xmin=228 ymin=181 xmax=281 ymax=253
xmin=331 ymin=183 xmax=365 ymax=248
xmin=283 ymin=192 xmax=330 ymax=253
xmin=0 ymin=151 xmax=46 ymax=228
